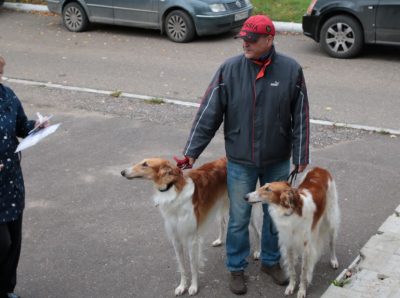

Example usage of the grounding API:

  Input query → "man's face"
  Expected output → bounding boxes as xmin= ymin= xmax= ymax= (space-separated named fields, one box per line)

xmin=242 ymin=35 xmax=274 ymax=59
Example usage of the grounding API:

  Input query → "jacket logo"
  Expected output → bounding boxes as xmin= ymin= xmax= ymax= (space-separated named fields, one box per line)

xmin=270 ymin=81 xmax=280 ymax=87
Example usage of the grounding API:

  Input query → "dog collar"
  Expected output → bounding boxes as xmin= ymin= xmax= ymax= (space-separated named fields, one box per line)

xmin=284 ymin=210 xmax=294 ymax=217
xmin=158 ymin=182 xmax=174 ymax=192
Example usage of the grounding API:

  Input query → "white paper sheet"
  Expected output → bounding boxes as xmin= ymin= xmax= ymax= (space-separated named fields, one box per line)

xmin=15 ymin=123 xmax=61 ymax=153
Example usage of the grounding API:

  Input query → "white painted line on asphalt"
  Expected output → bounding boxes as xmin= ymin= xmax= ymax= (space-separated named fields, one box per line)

xmin=4 ymin=77 xmax=400 ymax=135
xmin=311 ymin=120 xmax=400 ymax=135
xmin=4 ymin=77 xmax=199 ymax=107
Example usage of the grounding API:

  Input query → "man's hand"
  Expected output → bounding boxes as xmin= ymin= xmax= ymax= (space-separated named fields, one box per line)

xmin=0 ymin=164 xmax=3 ymax=171
xmin=174 ymin=156 xmax=196 ymax=169
xmin=34 ymin=112 xmax=52 ymax=130
xmin=188 ymin=157 xmax=196 ymax=167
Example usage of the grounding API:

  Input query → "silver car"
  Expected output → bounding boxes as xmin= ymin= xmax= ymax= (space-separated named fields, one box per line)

xmin=46 ymin=0 xmax=253 ymax=42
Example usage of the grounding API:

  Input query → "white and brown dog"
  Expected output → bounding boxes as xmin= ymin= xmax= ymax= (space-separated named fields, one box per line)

xmin=245 ymin=167 xmax=340 ymax=298
xmin=121 ymin=157 xmax=260 ymax=296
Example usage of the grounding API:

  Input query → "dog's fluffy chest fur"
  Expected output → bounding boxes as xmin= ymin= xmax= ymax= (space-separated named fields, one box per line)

xmin=269 ymin=190 xmax=318 ymax=251
xmin=153 ymin=178 xmax=197 ymax=238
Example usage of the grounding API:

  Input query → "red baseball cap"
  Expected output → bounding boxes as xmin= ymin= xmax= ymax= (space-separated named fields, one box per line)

xmin=235 ymin=15 xmax=275 ymax=42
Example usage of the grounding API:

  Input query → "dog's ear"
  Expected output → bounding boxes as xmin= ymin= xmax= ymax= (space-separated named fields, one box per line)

xmin=280 ymin=190 xmax=295 ymax=209
xmin=159 ymin=163 xmax=181 ymax=177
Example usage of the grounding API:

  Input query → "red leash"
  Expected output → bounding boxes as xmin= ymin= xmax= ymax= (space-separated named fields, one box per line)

xmin=173 ymin=156 xmax=192 ymax=170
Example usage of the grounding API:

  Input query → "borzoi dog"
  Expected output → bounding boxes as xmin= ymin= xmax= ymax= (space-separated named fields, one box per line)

xmin=245 ymin=167 xmax=340 ymax=298
xmin=121 ymin=157 xmax=260 ymax=296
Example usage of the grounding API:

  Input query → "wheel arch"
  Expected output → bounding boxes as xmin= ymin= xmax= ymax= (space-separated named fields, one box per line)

xmin=316 ymin=10 xmax=364 ymax=43
xmin=160 ymin=6 xmax=197 ymax=35
xmin=61 ymin=0 xmax=91 ymax=19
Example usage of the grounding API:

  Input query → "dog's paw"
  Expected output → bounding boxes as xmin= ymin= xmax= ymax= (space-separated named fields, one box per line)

xmin=174 ymin=285 xmax=186 ymax=296
xmin=212 ymin=238 xmax=223 ymax=247
xmin=285 ymin=284 xmax=295 ymax=296
xmin=296 ymin=288 xmax=306 ymax=298
xmin=330 ymin=258 xmax=339 ymax=269
xmin=253 ymin=250 xmax=260 ymax=260
xmin=188 ymin=284 xmax=198 ymax=296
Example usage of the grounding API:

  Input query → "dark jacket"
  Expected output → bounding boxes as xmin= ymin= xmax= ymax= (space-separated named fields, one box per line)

xmin=183 ymin=46 xmax=310 ymax=167
xmin=0 ymin=84 xmax=35 ymax=222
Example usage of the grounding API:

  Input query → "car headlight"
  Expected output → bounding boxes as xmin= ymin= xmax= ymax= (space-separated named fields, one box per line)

xmin=244 ymin=0 xmax=251 ymax=5
xmin=209 ymin=4 xmax=226 ymax=12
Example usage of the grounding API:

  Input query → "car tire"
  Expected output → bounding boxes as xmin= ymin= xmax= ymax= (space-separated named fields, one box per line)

xmin=0 ymin=0 xmax=4 ymax=6
xmin=320 ymin=15 xmax=364 ymax=59
xmin=62 ymin=2 xmax=89 ymax=32
xmin=165 ymin=10 xmax=195 ymax=43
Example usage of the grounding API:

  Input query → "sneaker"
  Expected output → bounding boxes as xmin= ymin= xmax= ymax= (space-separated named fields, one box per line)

xmin=261 ymin=263 xmax=289 ymax=286
xmin=229 ymin=271 xmax=247 ymax=295
xmin=7 ymin=294 xmax=21 ymax=298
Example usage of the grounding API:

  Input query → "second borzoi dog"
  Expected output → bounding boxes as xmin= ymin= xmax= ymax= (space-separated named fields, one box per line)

xmin=245 ymin=167 xmax=340 ymax=298
xmin=121 ymin=157 xmax=260 ymax=296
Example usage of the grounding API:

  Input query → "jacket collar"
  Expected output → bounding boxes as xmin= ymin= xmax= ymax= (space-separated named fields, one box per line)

xmin=255 ymin=45 xmax=276 ymax=63
xmin=250 ymin=46 xmax=276 ymax=80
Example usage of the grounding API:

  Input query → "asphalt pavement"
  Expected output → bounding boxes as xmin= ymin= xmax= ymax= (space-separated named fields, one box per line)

xmin=6 ymin=81 xmax=398 ymax=298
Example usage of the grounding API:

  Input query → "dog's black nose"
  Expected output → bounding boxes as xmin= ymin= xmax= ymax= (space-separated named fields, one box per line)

xmin=121 ymin=170 xmax=126 ymax=177
xmin=244 ymin=194 xmax=249 ymax=201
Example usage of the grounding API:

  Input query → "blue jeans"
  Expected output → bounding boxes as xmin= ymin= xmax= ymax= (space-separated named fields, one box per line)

xmin=226 ymin=159 xmax=290 ymax=272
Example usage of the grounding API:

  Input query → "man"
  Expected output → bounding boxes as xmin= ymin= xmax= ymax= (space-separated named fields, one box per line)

xmin=179 ymin=15 xmax=309 ymax=295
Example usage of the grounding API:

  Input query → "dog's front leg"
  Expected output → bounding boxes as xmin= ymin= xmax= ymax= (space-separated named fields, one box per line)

xmin=188 ymin=236 xmax=200 ymax=295
xmin=171 ymin=239 xmax=187 ymax=296
xmin=298 ymin=245 xmax=316 ymax=298
xmin=284 ymin=247 xmax=297 ymax=296
xmin=249 ymin=205 xmax=262 ymax=260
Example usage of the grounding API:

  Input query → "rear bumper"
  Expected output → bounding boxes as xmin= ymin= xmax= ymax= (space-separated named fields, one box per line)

xmin=302 ymin=15 xmax=320 ymax=42
xmin=195 ymin=7 xmax=253 ymax=36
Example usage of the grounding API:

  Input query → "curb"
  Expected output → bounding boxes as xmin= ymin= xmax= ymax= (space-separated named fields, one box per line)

xmin=3 ymin=2 xmax=49 ymax=12
xmin=322 ymin=204 xmax=400 ymax=298
xmin=2 ymin=2 xmax=303 ymax=33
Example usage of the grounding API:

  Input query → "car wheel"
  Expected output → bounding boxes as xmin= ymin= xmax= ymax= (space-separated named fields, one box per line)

xmin=165 ymin=10 xmax=195 ymax=43
xmin=62 ymin=2 xmax=89 ymax=32
xmin=320 ymin=15 xmax=363 ymax=58
xmin=0 ymin=0 xmax=4 ymax=6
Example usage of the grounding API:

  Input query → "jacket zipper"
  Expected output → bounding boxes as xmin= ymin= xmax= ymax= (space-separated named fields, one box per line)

xmin=252 ymin=80 xmax=256 ymax=162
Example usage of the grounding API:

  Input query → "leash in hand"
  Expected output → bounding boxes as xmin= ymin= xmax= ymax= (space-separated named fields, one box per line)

xmin=288 ymin=165 xmax=299 ymax=186
xmin=174 ymin=156 xmax=193 ymax=170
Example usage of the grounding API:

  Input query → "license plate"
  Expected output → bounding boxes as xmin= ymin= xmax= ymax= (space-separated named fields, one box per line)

xmin=234 ymin=11 xmax=248 ymax=21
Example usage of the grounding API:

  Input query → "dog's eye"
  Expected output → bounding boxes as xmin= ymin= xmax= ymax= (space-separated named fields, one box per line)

xmin=142 ymin=162 xmax=148 ymax=167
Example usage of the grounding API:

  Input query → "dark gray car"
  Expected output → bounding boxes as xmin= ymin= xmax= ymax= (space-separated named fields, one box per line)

xmin=303 ymin=0 xmax=400 ymax=58
xmin=46 ymin=0 xmax=253 ymax=43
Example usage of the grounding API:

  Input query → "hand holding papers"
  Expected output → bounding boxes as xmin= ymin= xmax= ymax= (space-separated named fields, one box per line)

xmin=28 ymin=112 xmax=53 ymax=135
xmin=16 ymin=113 xmax=61 ymax=153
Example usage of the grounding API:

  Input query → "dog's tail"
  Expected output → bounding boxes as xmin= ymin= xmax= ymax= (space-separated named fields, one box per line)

xmin=326 ymin=179 xmax=340 ymax=236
